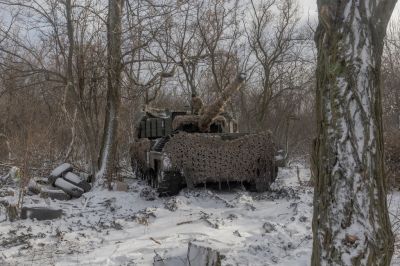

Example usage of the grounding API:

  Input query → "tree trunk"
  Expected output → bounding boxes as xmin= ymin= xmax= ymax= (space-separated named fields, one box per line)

xmin=64 ymin=0 xmax=99 ymax=179
xmin=312 ymin=0 xmax=397 ymax=265
xmin=97 ymin=0 xmax=123 ymax=186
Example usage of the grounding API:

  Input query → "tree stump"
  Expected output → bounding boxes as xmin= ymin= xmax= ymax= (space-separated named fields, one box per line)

xmin=187 ymin=242 xmax=223 ymax=266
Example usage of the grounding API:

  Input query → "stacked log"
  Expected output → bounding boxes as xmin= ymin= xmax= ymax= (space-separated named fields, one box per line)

xmin=40 ymin=188 xmax=71 ymax=201
xmin=20 ymin=207 xmax=63 ymax=221
xmin=48 ymin=163 xmax=73 ymax=184
xmin=54 ymin=178 xmax=84 ymax=198
xmin=63 ymin=172 xmax=91 ymax=192
xmin=47 ymin=163 xmax=91 ymax=199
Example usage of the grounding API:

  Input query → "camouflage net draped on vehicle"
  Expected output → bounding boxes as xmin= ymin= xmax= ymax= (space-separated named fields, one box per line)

xmin=162 ymin=132 xmax=277 ymax=188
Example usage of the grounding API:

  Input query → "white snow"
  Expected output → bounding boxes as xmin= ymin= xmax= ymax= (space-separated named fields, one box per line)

xmin=50 ymin=163 xmax=73 ymax=178
xmin=1 ymin=164 xmax=400 ymax=265
xmin=63 ymin=172 xmax=83 ymax=184
xmin=0 ymin=165 xmax=313 ymax=266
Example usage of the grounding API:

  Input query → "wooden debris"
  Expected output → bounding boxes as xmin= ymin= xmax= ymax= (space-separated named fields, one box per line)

xmin=40 ymin=188 xmax=71 ymax=201
xmin=54 ymin=178 xmax=84 ymax=198
xmin=187 ymin=241 xmax=223 ymax=266
xmin=20 ymin=207 xmax=63 ymax=221
xmin=177 ymin=220 xmax=194 ymax=226
xmin=48 ymin=163 xmax=73 ymax=184
xmin=150 ymin=237 xmax=161 ymax=245
xmin=63 ymin=172 xmax=91 ymax=192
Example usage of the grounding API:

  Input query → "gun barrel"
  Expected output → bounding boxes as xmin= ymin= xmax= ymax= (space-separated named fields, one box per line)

xmin=198 ymin=74 xmax=245 ymax=132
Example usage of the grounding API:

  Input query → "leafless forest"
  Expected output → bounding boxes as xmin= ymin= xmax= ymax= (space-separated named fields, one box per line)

xmin=0 ymin=0 xmax=316 ymax=175
xmin=0 ymin=0 xmax=399 ymax=265
xmin=0 ymin=0 xmax=398 ymax=180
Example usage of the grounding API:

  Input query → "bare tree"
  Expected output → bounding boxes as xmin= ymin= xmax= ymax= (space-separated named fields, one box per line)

xmin=97 ymin=0 xmax=123 ymax=185
xmin=382 ymin=19 xmax=400 ymax=130
xmin=312 ymin=0 xmax=397 ymax=264
xmin=0 ymin=0 xmax=108 ymax=177
xmin=246 ymin=0 xmax=300 ymax=125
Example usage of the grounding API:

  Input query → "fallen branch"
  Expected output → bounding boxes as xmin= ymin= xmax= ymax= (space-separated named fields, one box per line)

xmin=150 ymin=237 xmax=161 ymax=245
xmin=177 ymin=220 xmax=194 ymax=226
xmin=0 ymin=161 xmax=13 ymax=168
xmin=210 ymin=192 xmax=235 ymax=208
xmin=200 ymin=211 xmax=219 ymax=229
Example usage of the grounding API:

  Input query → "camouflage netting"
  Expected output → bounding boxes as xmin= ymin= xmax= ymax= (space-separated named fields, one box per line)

xmin=172 ymin=115 xmax=227 ymax=131
xmin=211 ymin=116 xmax=227 ymax=128
xmin=163 ymin=132 xmax=277 ymax=187
xmin=130 ymin=139 xmax=151 ymax=174
xmin=172 ymin=115 xmax=200 ymax=131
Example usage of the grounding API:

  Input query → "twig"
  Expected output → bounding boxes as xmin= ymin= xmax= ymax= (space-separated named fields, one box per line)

xmin=82 ymin=195 xmax=94 ymax=212
xmin=0 ymin=161 xmax=14 ymax=168
xmin=177 ymin=220 xmax=194 ymax=225
xmin=296 ymin=166 xmax=302 ymax=186
xmin=150 ymin=237 xmax=161 ymax=245
xmin=296 ymin=237 xmax=307 ymax=248
xmin=211 ymin=193 xmax=235 ymax=208
xmin=200 ymin=211 xmax=219 ymax=229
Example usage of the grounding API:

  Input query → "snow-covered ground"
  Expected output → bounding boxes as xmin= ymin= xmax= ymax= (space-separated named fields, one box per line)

xmin=1 ymin=164 xmax=400 ymax=266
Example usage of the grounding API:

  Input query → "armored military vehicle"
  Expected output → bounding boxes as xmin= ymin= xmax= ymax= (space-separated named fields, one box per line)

xmin=130 ymin=74 xmax=284 ymax=196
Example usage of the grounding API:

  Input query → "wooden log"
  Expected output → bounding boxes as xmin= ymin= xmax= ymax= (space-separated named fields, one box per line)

xmin=54 ymin=178 xmax=84 ymax=198
xmin=20 ymin=207 xmax=63 ymax=220
xmin=48 ymin=163 xmax=73 ymax=184
xmin=63 ymin=172 xmax=91 ymax=192
xmin=76 ymin=172 xmax=91 ymax=183
xmin=40 ymin=188 xmax=71 ymax=201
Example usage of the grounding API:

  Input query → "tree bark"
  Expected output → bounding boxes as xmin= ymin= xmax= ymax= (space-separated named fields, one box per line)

xmin=97 ymin=0 xmax=123 ymax=186
xmin=312 ymin=0 xmax=397 ymax=265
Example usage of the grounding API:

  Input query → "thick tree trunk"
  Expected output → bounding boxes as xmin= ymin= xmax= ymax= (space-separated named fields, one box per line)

xmin=312 ymin=0 xmax=397 ymax=265
xmin=97 ymin=0 xmax=123 ymax=185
